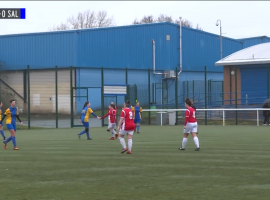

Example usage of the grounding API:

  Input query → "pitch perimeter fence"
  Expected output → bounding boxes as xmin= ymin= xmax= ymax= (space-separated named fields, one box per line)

xmin=0 ymin=65 xmax=269 ymax=129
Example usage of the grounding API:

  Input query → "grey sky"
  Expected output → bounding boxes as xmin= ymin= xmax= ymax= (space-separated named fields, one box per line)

xmin=0 ymin=1 xmax=269 ymax=39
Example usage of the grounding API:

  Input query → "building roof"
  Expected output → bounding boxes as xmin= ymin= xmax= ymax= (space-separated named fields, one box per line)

xmin=215 ymin=42 xmax=270 ymax=66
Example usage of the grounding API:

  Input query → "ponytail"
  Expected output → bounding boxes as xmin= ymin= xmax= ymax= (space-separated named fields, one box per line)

xmin=83 ymin=101 xmax=89 ymax=109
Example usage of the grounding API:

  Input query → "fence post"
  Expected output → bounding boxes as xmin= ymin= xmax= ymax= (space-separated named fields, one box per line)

xmin=204 ymin=66 xmax=207 ymax=125
xmin=70 ymin=66 xmax=73 ymax=128
xmin=125 ymin=67 xmax=128 ymax=102
xmin=235 ymin=66 xmax=238 ymax=125
xmin=267 ymin=66 xmax=269 ymax=99
xmin=55 ymin=66 xmax=58 ymax=128
xmin=101 ymin=67 xmax=104 ymax=127
xmin=175 ymin=67 xmax=178 ymax=125
xmin=192 ymin=80 xmax=195 ymax=102
xmin=222 ymin=81 xmax=224 ymax=105
xmin=27 ymin=65 xmax=30 ymax=129
xmin=134 ymin=84 xmax=137 ymax=104
xmin=148 ymin=69 xmax=151 ymax=125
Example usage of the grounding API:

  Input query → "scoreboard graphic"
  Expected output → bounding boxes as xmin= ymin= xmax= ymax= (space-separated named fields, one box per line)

xmin=0 ymin=8 xmax=26 ymax=19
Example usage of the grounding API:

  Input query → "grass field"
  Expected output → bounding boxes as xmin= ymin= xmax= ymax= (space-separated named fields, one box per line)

xmin=1 ymin=125 xmax=270 ymax=200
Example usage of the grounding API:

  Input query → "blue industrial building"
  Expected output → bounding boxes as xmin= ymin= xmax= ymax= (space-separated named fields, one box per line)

xmin=0 ymin=22 xmax=269 ymax=114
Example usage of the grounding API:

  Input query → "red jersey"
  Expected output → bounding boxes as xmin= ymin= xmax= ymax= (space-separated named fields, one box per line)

xmin=101 ymin=109 xmax=117 ymax=123
xmin=120 ymin=108 xmax=135 ymax=131
xmin=184 ymin=107 xmax=196 ymax=126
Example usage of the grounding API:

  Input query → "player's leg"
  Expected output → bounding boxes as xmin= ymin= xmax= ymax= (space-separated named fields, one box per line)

xmin=191 ymin=123 xmax=199 ymax=151
xmin=85 ymin=123 xmax=91 ymax=140
xmin=3 ymin=124 xmax=14 ymax=149
xmin=109 ymin=124 xmax=116 ymax=140
xmin=134 ymin=119 xmax=137 ymax=132
xmin=263 ymin=115 xmax=267 ymax=125
xmin=136 ymin=119 xmax=141 ymax=133
xmin=119 ymin=130 xmax=127 ymax=153
xmin=107 ymin=116 xmax=110 ymax=132
xmin=0 ymin=124 xmax=6 ymax=140
xmin=11 ymin=123 xmax=19 ymax=150
xmin=78 ymin=122 xmax=87 ymax=139
xmin=179 ymin=133 xmax=189 ymax=150
xmin=127 ymin=131 xmax=134 ymax=154
xmin=179 ymin=124 xmax=192 ymax=150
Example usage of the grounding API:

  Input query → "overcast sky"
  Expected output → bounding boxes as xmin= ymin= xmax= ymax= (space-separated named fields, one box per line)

xmin=0 ymin=1 xmax=269 ymax=39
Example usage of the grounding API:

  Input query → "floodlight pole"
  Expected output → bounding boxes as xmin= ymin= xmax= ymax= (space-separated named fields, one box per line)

xmin=216 ymin=19 xmax=222 ymax=59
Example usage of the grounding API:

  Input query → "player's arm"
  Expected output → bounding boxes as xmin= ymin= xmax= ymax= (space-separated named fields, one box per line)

xmin=117 ymin=111 xmax=125 ymax=130
xmin=184 ymin=110 xmax=190 ymax=126
xmin=88 ymin=108 xmax=98 ymax=118
xmin=140 ymin=107 xmax=143 ymax=118
xmin=100 ymin=111 xmax=110 ymax=119
xmin=0 ymin=114 xmax=6 ymax=124
xmin=16 ymin=115 xmax=22 ymax=123
xmin=16 ymin=108 xmax=23 ymax=124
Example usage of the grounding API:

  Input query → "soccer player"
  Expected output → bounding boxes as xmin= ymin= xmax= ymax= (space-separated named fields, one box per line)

xmin=179 ymin=98 xmax=200 ymax=151
xmin=0 ymin=102 xmax=6 ymax=140
xmin=133 ymin=102 xmax=142 ymax=133
xmin=191 ymin=100 xmax=198 ymax=134
xmin=78 ymin=101 xmax=99 ymax=140
xmin=116 ymin=100 xmax=135 ymax=154
xmin=1 ymin=100 xmax=23 ymax=150
xmin=107 ymin=102 xmax=117 ymax=132
xmin=100 ymin=103 xmax=117 ymax=140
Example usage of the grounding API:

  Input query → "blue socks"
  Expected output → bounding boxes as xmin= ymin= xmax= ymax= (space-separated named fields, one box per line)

xmin=5 ymin=136 xmax=12 ymax=143
xmin=78 ymin=130 xmax=85 ymax=136
xmin=0 ymin=130 xmax=5 ymax=139
xmin=12 ymin=136 xmax=17 ymax=147
xmin=137 ymin=125 xmax=140 ymax=132
xmin=86 ymin=131 xmax=90 ymax=139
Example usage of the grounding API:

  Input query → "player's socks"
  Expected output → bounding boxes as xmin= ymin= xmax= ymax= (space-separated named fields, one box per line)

xmin=0 ymin=130 xmax=5 ymax=139
xmin=86 ymin=131 xmax=90 ymax=139
xmin=78 ymin=130 xmax=85 ymax=136
xmin=5 ymin=136 xmax=12 ymax=144
xmin=193 ymin=136 xmax=199 ymax=148
xmin=182 ymin=138 xmax=188 ymax=148
xmin=111 ymin=129 xmax=116 ymax=138
xmin=137 ymin=125 xmax=140 ymax=132
xmin=128 ymin=139 xmax=132 ymax=152
xmin=119 ymin=137 xmax=126 ymax=149
xmin=11 ymin=136 xmax=17 ymax=148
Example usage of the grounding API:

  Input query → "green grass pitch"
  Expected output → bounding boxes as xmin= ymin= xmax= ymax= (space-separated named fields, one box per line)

xmin=1 ymin=125 xmax=270 ymax=200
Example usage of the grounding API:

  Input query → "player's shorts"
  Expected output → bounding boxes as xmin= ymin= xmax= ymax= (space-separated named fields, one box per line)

xmin=108 ymin=123 xmax=116 ymax=129
xmin=119 ymin=129 xmax=134 ymax=136
xmin=82 ymin=122 xmax=89 ymax=128
xmin=7 ymin=123 xmax=17 ymax=132
xmin=183 ymin=122 xmax=198 ymax=134
xmin=134 ymin=118 xmax=141 ymax=124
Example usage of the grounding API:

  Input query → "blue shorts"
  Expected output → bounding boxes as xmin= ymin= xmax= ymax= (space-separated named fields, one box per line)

xmin=82 ymin=122 xmax=89 ymax=128
xmin=7 ymin=123 xmax=16 ymax=132
xmin=134 ymin=118 xmax=141 ymax=124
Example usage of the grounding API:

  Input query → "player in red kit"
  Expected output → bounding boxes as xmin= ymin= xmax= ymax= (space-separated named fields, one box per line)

xmin=107 ymin=102 xmax=116 ymax=132
xmin=179 ymin=98 xmax=200 ymax=151
xmin=115 ymin=100 xmax=135 ymax=154
xmin=100 ymin=103 xmax=117 ymax=140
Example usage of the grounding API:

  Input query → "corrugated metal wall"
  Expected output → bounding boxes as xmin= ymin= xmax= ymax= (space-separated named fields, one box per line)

xmin=0 ymin=22 xmax=249 ymax=72
xmin=240 ymin=65 xmax=270 ymax=104
xmin=182 ymin=27 xmax=242 ymax=72
xmin=77 ymin=23 xmax=179 ymax=70
xmin=237 ymin=36 xmax=270 ymax=49
xmin=0 ymin=32 xmax=76 ymax=70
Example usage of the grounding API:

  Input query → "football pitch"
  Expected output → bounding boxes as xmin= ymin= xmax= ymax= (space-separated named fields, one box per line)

xmin=1 ymin=125 xmax=270 ymax=200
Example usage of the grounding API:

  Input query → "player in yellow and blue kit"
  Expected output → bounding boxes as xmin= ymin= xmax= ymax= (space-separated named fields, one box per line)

xmin=0 ymin=102 xmax=6 ymax=140
xmin=78 ymin=101 xmax=99 ymax=140
xmin=2 ymin=100 xmax=23 ymax=150
xmin=133 ymin=102 xmax=142 ymax=133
